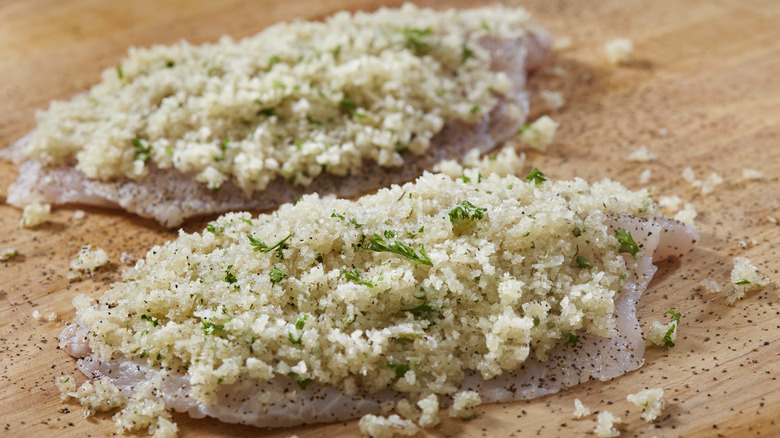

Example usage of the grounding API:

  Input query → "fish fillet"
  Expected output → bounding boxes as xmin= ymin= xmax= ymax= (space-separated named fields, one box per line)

xmin=4 ymin=20 xmax=551 ymax=228
xmin=59 ymin=174 xmax=698 ymax=429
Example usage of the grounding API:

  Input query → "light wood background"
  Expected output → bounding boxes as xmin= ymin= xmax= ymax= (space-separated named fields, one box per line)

xmin=1 ymin=0 xmax=779 ymax=437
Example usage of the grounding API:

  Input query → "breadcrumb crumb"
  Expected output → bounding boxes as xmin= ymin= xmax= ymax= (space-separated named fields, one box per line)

xmin=627 ymin=146 xmax=657 ymax=162
xmin=0 ymin=247 xmax=19 ymax=261
xmin=741 ymin=169 xmax=763 ymax=180
xmin=20 ymin=202 xmax=51 ymax=228
xmin=673 ymin=203 xmax=697 ymax=224
xmin=70 ymin=245 xmax=109 ymax=276
xmin=358 ymin=414 xmax=419 ymax=438
xmin=520 ymin=115 xmax=559 ymax=151
xmin=722 ymin=257 xmax=770 ymax=304
xmin=627 ymin=388 xmax=666 ymax=422
xmin=55 ymin=375 xmax=77 ymax=401
xmin=604 ymin=38 xmax=633 ymax=65
xmin=449 ymin=390 xmax=481 ymax=419
xmin=553 ymin=35 xmax=572 ymax=51
xmin=572 ymin=398 xmax=591 ymax=420
xmin=540 ymin=90 xmax=565 ymax=111
xmin=417 ymin=394 xmax=440 ymax=428
xmin=638 ymin=169 xmax=652 ymax=185
xmin=595 ymin=411 xmax=622 ymax=437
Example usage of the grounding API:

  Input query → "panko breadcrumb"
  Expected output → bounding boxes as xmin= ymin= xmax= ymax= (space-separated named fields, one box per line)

xmin=627 ymin=146 xmax=657 ymax=162
xmin=723 ymin=257 xmax=770 ymax=304
xmin=0 ymin=247 xmax=19 ymax=261
xmin=20 ymin=202 xmax=50 ymax=228
xmin=449 ymin=390 xmax=482 ymax=419
xmin=627 ymin=388 xmax=666 ymax=422
xmin=56 ymin=375 xmax=77 ymax=401
xmin=572 ymin=398 xmax=591 ymax=419
xmin=70 ymin=245 xmax=109 ymax=276
xmin=416 ymin=394 xmax=440 ymax=428
xmin=595 ymin=410 xmax=622 ymax=437
xmin=540 ymin=90 xmax=565 ymax=111
xmin=604 ymin=38 xmax=633 ymax=65
xmin=520 ymin=115 xmax=559 ymax=150
xmin=358 ymin=414 xmax=419 ymax=438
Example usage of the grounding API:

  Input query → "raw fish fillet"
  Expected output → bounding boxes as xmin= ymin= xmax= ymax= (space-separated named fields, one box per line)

xmin=4 ymin=33 xmax=551 ymax=228
xmin=60 ymin=215 xmax=698 ymax=428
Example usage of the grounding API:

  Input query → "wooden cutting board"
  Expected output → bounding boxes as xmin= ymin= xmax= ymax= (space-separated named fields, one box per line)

xmin=1 ymin=0 xmax=779 ymax=436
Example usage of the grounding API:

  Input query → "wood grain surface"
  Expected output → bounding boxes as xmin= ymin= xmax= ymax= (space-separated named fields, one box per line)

xmin=1 ymin=0 xmax=779 ymax=437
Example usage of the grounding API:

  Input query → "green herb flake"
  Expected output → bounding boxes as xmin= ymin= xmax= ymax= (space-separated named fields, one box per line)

xmin=564 ymin=332 xmax=579 ymax=345
xmin=307 ymin=116 xmax=323 ymax=126
xmin=470 ymin=105 xmax=480 ymax=114
xmin=340 ymin=96 xmax=357 ymax=112
xmin=400 ymin=295 xmax=435 ymax=320
xmin=295 ymin=313 xmax=310 ymax=330
xmin=448 ymin=200 xmax=487 ymax=228
xmin=402 ymin=27 xmax=433 ymax=54
xmin=224 ymin=265 xmax=238 ymax=284
xmin=533 ymin=317 xmax=540 ymax=327
xmin=247 ymin=233 xmax=291 ymax=259
xmin=615 ymin=228 xmax=640 ymax=257
xmin=117 ymin=66 xmax=124 ymax=80
xmin=572 ymin=227 xmax=582 ymax=237
xmin=386 ymin=361 xmax=411 ymax=379
xmin=663 ymin=308 xmax=681 ymax=347
xmin=341 ymin=267 xmax=374 ymax=287
xmin=288 ymin=372 xmax=310 ymax=389
xmin=663 ymin=325 xmax=676 ymax=347
xmin=461 ymin=44 xmax=473 ymax=63
xmin=240 ymin=217 xmax=253 ymax=226
xmin=575 ymin=256 xmax=592 ymax=269
xmin=201 ymin=321 xmax=225 ymax=335
xmin=331 ymin=211 xmax=362 ymax=228
xmin=140 ymin=314 xmax=158 ymax=327
xmin=269 ymin=265 xmax=287 ymax=285
xmin=735 ymin=279 xmax=751 ymax=285
xmin=257 ymin=107 xmax=277 ymax=117
xmin=206 ymin=222 xmax=224 ymax=235
xmin=667 ymin=308 xmax=681 ymax=324
xmin=287 ymin=331 xmax=302 ymax=345
xmin=131 ymin=138 xmax=151 ymax=163
xmin=268 ymin=55 xmax=281 ymax=68
xmin=525 ymin=168 xmax=547 ymax=185
xmin=365 ymin=230 xmax=432 ymax=266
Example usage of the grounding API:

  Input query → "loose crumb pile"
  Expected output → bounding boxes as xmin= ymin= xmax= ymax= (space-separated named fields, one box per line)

xmin=24 ymin=4 xmax=542 ymax=193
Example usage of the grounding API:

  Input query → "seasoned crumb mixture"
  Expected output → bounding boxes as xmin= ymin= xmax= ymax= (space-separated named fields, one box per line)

xmin=72 ymin=171 xmax=655 ymax=404
xmin=24 ymin=4 xmax=542 ymax=193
